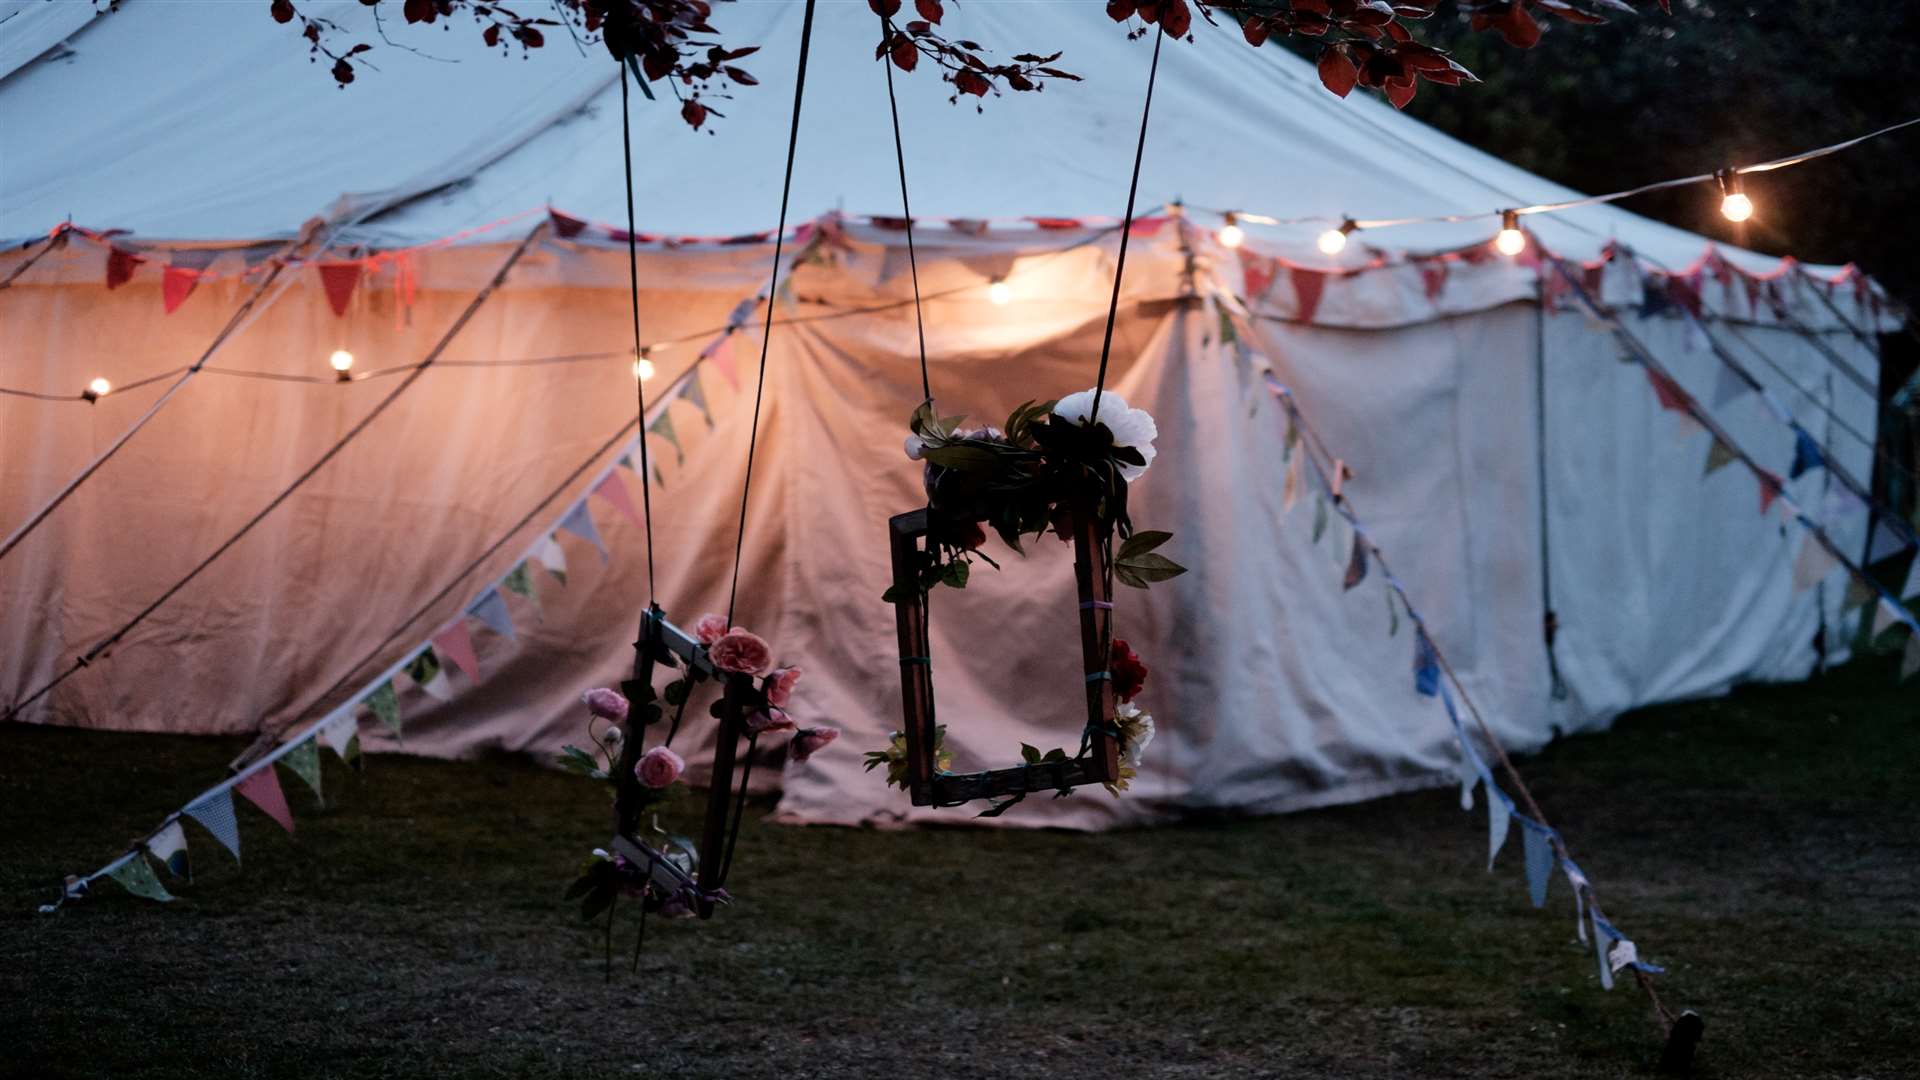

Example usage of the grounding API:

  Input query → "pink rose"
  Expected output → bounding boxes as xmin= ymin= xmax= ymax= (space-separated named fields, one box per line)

xmin=766 ymin=666 xmax=802 ymax=708
xmin=709 ymin=629 xmax=773 ymax=675
xmin=789 ymin=726 xmax=839 ymax=763
xmin=691 ymin=613 xmax=730 ymax=646
xmin=746 ymin=708 xmax=797 ymax=735
xmin=635 ymin=746 xmax=686 ymax=788
xmin=581 ymin=687 xmax=628 ymax=721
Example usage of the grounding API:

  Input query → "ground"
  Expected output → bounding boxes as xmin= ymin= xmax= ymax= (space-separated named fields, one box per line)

xmin=3 ymin=659 xmax=1915 ymax=1080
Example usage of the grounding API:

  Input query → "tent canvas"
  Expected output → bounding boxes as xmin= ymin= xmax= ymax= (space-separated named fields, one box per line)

xmin=0 ymin=2 xmax=1891 ymax=829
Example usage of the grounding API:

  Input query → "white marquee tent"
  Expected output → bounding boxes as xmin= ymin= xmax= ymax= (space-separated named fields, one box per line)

xmin=1 ymin=0 xmax=1897 ymax=830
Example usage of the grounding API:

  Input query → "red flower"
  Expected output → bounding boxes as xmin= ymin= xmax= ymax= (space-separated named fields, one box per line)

xmin=1109 ymin=639 xmax=1148 ymax=703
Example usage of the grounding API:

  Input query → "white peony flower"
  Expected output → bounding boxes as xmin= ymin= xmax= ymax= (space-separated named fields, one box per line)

xmin=904 ymin=434 xmax=926 ymax=461
xmin=1114 ymin=701 xmax=1155 ymax=767
xmin=1052 ymin=389 xmax=1158 ymax=482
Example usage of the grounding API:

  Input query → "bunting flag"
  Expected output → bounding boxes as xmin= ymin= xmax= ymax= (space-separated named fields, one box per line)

xmin=235 ymin=767 xmax=296 ymax=835
xmin=1454 ymin=753 xmax=1478 ymax=811
xmin=109 ymin=854 xmax=174 ymax=903
xmin=1868 ymin=597 xmax=1900 ymax=641
xmin=501 ymin=560 xmax=534 ymax=600
xmin=1905 ymin=556 xmax=1920 ymax=603
xmin=1419 ymin=259 xmax=1448 ymax=302
xmin=317 ymin=262 xmax=362 ymax=317
xmin=617 ymin=452 xmax=636 ymax=473
xmin=1903 ymin=634 xmax=1920 ymax=682
xmin=184 ymin=789 xmax=242 ymax=865
xmin=1521 ymin=818 xmax=1555 ymax=909
xmin=548 ymin=208 xmax=588 ymax=239
xmin=1486 ymin=788 xmax=1512 ymax=871
xmin=406 ymin=649 xmax=452 ymax=702
xmin=535 ymin=535 xmax=568 ymax=584
xmin=1311 ymin=497 xmax=1328 ymax=543
xmin=680 ymin=376 xmax=714 ymax=427
xmin=1343 ymin=533 xmax=1368 ymax=590
xmin=317 ymin=712 xmax=359 ymax=763
xmin=705 ymin=333 xmax=739 ymax=389
xmin=593 ymin=472 xmax=646 ymax=531
xmin=1412 ymin=630 xmax=1441 ymax=697
xmin=161 ymin=267 xmax=200 ymax=313
xmin=1710 ymin=361 xmax=1750 ymax=408
xmin=364 ymin=679 xmax=402 ymax=735
xmin=1644 ymin=367 xmax=1690 ymax=413
xmin=106 ymin=246 xmax=144 ymax=289
xmin=1592 ymin=909 xmax=1615 ymax=990
xmin=467 ymin=588 xmax=516 ymax=642
xmin=558 ymin=501 xmax=608 ymax=561
xmin=1282 ymin=452 xmax=1302 ymax=512
xmin=1841 ymin=574 xmax=1876 ymax=614
xmin=1789 ymin=429 xmax=1825 ymax=480
xmin=1565 ymin=860 xmax=1590 ymax=944
xmin=148 ymin=820 xmax=191 ymax=880
xmin=1756 ymin=470 xmax=1784 ymax=515
xmin=1239 ymin=249 xmax=1276 ymax=302
xmin=431 ymin=620 xmax=482 ymax=682
xmin=1865 ymin=520 xmax=1911 ymax=565
xmin=1290 ymin=267 xmax=1327 ymax=325
xmin=1703 ymin=437 xmax=1738 ymax=476
xmin=282 ymin=739 xmax=324 ymax=802
xmin=1791 ymin=534 xmax=1841 ymax=591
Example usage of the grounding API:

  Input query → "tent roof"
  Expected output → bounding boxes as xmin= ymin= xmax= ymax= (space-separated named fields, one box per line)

xmin=0 ymin=0 xmax=1852 ymax=279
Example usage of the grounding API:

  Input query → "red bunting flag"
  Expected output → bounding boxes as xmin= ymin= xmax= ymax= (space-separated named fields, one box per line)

xmin=161 ymin=267 xmax=199 ymax=313
xmin=1756 ymin=469 xmax=1784 ymax=515
xmin=1644 ymin=367 xmax=1691 ymax=413
xmin=1666 ymin=272 xmax=1704 ymax=319
xmin=1418 ymin=259 xmax=1448 ymax=302
xmin=317 ymin=262 xmax=362 ymax=317
xmin=105 ymin=247 xmax=144 ymax=289
xmin=1290 ymin=266 xmax=1327 ymax=324
xmin=548 ymin=208 xmax=588 ymax=239
xmin=592 ymin=472 xmax=645 ymax=530
xmin=234 ymin=767 xmax=295 ymax=835
xmin=1583 ymin=261 xmax=1605 ymax=298
xmin=431 ymin=620 xmax=482 ymax=682
xmin=1239 ymin=249 xmax=1276 ymax=303
xmin=1027 ymin=217 xmax=1083 ymax=230
xmin=1127 ymin=216 xmax=1167 ymax=237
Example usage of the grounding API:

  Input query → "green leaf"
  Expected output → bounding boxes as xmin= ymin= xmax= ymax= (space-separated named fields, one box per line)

xmin=941 ymin=559 xmax=971 ymax=589
xmin=1020 ymin=742 xmax=1041 ymax=764
xmin=1313 ymin=498 xmax=1329 ymax=543
xmin=1041 ymin=747 xmax=1068 ymax=763
xmin=664 ymin=679 xmax=690 ymax=707
xmin=556 ymin=745 xmax=601 ymax=776
xmin=976 ymin=793 xmax=1026 ymax=818
xmin=1387 ymin=590 xmax=1401 ymax=637
xmin=580 ymin=885 xmax=615 ymax=922
xmin=1117 ymin=530 xmax=1173 ymax=560
xmin=1114 ymin=551 xmax=1187 ymax=589
xmin=921 ymin=444 xmax=1005 ymax=471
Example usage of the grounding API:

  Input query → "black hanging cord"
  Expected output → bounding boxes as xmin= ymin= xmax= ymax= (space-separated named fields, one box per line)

xmin=1087 ymin=22 xmax=1165 ymax=427
xmin=724 ymin=0 xmax=817 ymax=627
xmin=620 ymin=65 xmax=659 ymax=598
xmin=879 ymin=13 xmax=932 ymax=404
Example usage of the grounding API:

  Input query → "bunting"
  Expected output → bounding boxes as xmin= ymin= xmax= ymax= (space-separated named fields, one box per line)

xmin=1703 ymin=437 xmax=1738 ymax=476
xmin=1521 ymin=818 xmax=1555 ymax=909
xmin=535 ymin=535 xmax=568 ymax=584
xmin=501 ymin=560 xmax=535 ymax=600
xmin=1791 ymin=534 xmax=1841 ymax=591
xmin=317 ymin=712 xmax=359 ymax=763
xmin=648 ymin=411 xmax=685 ymax=465
xmin=148 ymin=821 xmax=191 ymax=880
xmin=467 ymin=588 xmax=516 ymax=642
xmin=1710 ymin=361 xmax=1750 ymax=408
xmin=680 ymin=376 xmax=714 ymax=428
xmin=364 ymin=680 xmax=402 ymax=735
xmin=1290 ymin=267 xmax=1327 ymax=325
xmin=283 ymin=739 xmax=324 ymax=802
xmin=105 ymin=246 xmax=144 ymax=289
xmin=1486 ymin=786 xmax=1512 ymax=871
xmin=431 ymin=620 xmax=481 ymax=683
xmin=593 ymin=472 xmax=645 ymax=531
xmin=1342 ymin=532 xmax=1368 ymax=590
xmin=704 ymin=333 xmax=739 ymax=390
xmin=109 ymin=855 xmax=173 ymax=903
xmin=184 ymin=789 xmax=242 ymax=865
xmin=558 ymin=501 xmax=607 ymax=561
xmin=317 ymin=262 xmax=362 ymax=317
xmin=1788 ymin=429 xmax=1825 ymax=480
xmin=234 ymin=767 xmax=295 ymax=835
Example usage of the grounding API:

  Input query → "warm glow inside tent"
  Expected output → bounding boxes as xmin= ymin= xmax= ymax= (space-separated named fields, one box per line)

xmin=1 ymin=1 xmax=1896 ymax=829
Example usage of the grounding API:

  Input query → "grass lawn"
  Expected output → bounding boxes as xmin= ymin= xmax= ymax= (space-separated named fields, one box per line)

xmin=3 ymin=658 xmax=1915 ymax=1079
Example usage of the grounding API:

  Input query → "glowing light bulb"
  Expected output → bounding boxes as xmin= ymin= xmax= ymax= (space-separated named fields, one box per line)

xmin=632 ymin=356 xmax=656 ymax=381
xmin=1217 ymin=221 xmax=1245 ymax=249
xmin=84 ymin=377 xmax=111 ymax=400
xmin=988 ymin=280 xmax=1012 ymax=305
xmin=1317 ymin=228 xmax=1348 ymax=255
xmin=329 ymin=349 xmax=355 ymax=373
xmin=1720 ymin=192 xmax=1753 ymax=223
xmin=1494 ymin=210 xmax=1526 ymax=257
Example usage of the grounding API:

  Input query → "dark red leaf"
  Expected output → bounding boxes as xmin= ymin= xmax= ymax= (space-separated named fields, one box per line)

xmin=954 ymin=68 xmax=990 ymax=96
xmin=1106 ymin=0 xmax=1135 ymax=20
xmin=681 ymin=99 xmax=708 ymax=128
xmin=270 ymin=0 xmax=294 ymax=23
xmin=1386 ymin=77 xmax=1417 ymax=108
xmin=1317 ymin=44 xmax=1358 ymax=98
xmin=515 ymin=26 xmax=544 ymax=47
xmin=1242 ymin=15 xmax=1269 ymax=46
xmin=483 ymin=23 xmax=499 ymax=46
xmin=1494 ymin=2 xmax=1542 ymax=47
xmin=915 ymin=0 xmax=943 ymax=24
xmin=1161 ymin=0 xmax=1191 ymax=37
xmin=868 ymin=0 xmax=902 ymax=16
xmin=905 ymin=19 xmax=929 ymax=33
xmin=724 ymin=65 xmax=757 ymax=85
xmin=1006 ymin=71 xmax=1033 ymax=91
xmin=332 ymin=57 xmax=355 ymax=84
xmin=890 ymin=35 xmax=918 ymax=71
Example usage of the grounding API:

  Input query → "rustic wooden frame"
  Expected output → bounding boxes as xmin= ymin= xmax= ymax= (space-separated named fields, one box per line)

xmin=610 ymin=607 xmax=747 ymax=919
xmin=887 ymin=507 xmax=1120 ymax=808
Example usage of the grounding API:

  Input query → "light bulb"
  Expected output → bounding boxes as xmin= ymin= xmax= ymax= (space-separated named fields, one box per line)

xmin=1217 ymin=222 xmax=1245 ymax=249
xmin=1720 ymin=192 xmax=1754 ymax=223
xmin=1317 ymin=227 xmax=1348 ymax=255
xmin=84 ymin=377 xmax=111 ymax=400
xmin=987 ymin=280 xmax=1012 ymax=305
xmin=1494 ymin=210 xmax=1526 ymax=256
xmin=632 ymin=356 xmax=656 ymax=381
xmin=328 ymin=348 xmax=355 ymax=373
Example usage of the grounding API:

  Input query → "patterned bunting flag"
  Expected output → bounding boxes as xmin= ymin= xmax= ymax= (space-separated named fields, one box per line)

xmin=1521 ymin=818 xmax=1555 ymax=909
xmin=364 ymin=680 xmax=402 ymax=735
xmin=109 ymin=854 xmax=174 ymax=903
xmin=535 ymin=536 xmax=568 ymax=584
xmin=148 ymin=820 xmax=191 ymax=880
xmin=282 ymin=739 xmax=324 ymax=802
xmin=235 ymin=767 xmax=296 ymax=835
xmin=407 ymin=649 xmax=453 ymax=702
xmin=468 ymin=588 xmax=516 ymax=642
xmin=1342 ymin=533 xmax=1368 ymax=590
xmin=558 ymin=501 xmax=608 ymax=561
xmin=1789 ymin=430 xmax=1825 ymax=480
xmin=1486 ymin=787 xmax=1512 ymax=871
xmin=1792 ymin=533 xmax=1841 ymax=591
xmin=1413 ymin=630 xmax=1441 ymax=698
xmin=501 ymin=560 xmax=534 ymax=600
xmin=431 ymin=620 xmax=482 ymax=682
xmin=184 ymin=789 xmax=243 ymax=864
xmin=680 ymin=376 xmax=714 ymax=428
xmin=593 ymin=472 xmax=646 ymax=531
xmin=1703 ymin=438 xmax=1738 ymax=476
xmin=317 ymin=712 xmax=359 ymax=762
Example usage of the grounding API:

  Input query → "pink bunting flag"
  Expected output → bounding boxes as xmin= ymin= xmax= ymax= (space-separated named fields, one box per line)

xmin=317 ymin=262 xmax=362 ymax=317
xmin=234 ymin=767 xmax=295 ymax=835
xmin=705 ymin=333 xmax=739 ymax=389
xmin=1127 ymin=216 xmax=1167 ymax=237
xmin=1290 ymin=267 xmax=1327 ymax=325
xmin=161 ymin=267 xmax=200 ymax=313
xmin=431 ymin=619 xmax=482 ymax=682
xmin=593 ymin=472 xmax=645 ymax=530
xmin=106 ymin=247 xmax=144 ymax=289
xmin=1418 ymin=259 xmax=1448 ymax=302
xmin=1239 ymin=249 xmax=1276 ymax=303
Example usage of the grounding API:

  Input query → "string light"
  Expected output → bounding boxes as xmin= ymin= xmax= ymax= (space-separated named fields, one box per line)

xmin=81 ymin=377 xmax=110 ymax=402
xmin=1317 ymin=219 xmax=1358 ymax=255
xmin=1717 ymin=169 xmax=1754 ymax=223
xmin=328 ymin=349 xmax=355 ymax=382
xmin=987 ymin=278 xmax=1012 ymax=305
xmin=632 ymin=353 xmax=656 ymax=382
xmin=1494 ymin=210 xmax=1527 ymax=257
xmin=1217 ymin=212 xmax=1245 ymax=249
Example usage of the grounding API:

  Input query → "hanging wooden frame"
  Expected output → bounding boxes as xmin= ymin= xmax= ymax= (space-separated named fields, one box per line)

xmin=607 ymin=607 xmax=747 ymax=919
xmin=888 ymin=505 xmax=1121 ymax=808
